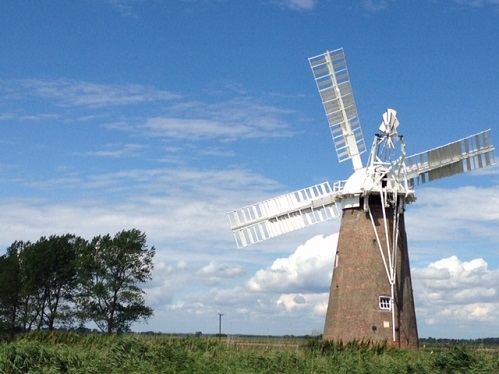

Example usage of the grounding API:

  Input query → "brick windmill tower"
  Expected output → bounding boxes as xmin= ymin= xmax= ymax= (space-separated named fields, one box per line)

xmin=227 ymin=48 xmax=495 ymax=348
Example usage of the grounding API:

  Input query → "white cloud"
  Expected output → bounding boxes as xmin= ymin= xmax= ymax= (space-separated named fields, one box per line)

xmin=20 ymin=113 xmax=61 ymax=121
xmin=413 ymin=256 xmax=499 ymax=299
xmin=278 ymin=0 xmax=318 ymax=11
xmin=276 ymin=293 xmax=327 ymax=314
xmin=143 ymin=117 xmax=252 ymax=141
xmin=406 ymin=185 xmax=499 ymax=262
xmin=363 ymin=0 xmax=393 ymax=12
xmin=198 ymin=261 xmax=246 ymax=285
xmin=83 ymin=143 xmax=146 ymax=158
xmin=452 ymin=0 xmax=499 ymax=8
xmin=412 ymin=256 xmax=499 ymax=337
xmin=107 ymin=0 xmax=139 ymax=16
xmin=144 ymin=261 xmax=190 ymax=306
xmin=141 ymin=96 xmax=296 ymax=141
xmin=135 ymin=234 xmax=337 ymax=335
xmin=247 ymin=234 xmax=337 ymax=293
xmin=21 ymin=79 xmax=179 ymax=107
xmin=198 ymin=261 xmax=245 ymax=278
xmin=0 ymin=166 xmax=286 ymax=263
xmin=1 ymin=72 xmax=497 ymax=339
xmin=2 ymin=79 xmax=298 ymax=149
xmin=127 ymin=220 xmax=499 ymax=338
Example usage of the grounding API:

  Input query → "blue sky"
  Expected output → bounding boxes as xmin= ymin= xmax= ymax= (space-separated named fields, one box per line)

xmin=1 ymin=0 xmax=498 ymax=339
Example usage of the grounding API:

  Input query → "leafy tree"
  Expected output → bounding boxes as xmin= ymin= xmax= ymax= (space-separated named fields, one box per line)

xmin=0 ymin=241 xmax=27 ymax=338
xmin=16 ymin=240 xmax=49 ymax=332
xmin=17 ymin=234 xmax=85 ymax=331
xmin=77 ymin=229 xmax=155 ymax=334
xmin=39 ymin=235 xmax=86 ymax=330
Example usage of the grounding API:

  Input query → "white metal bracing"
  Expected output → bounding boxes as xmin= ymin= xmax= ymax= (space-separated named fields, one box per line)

xmin=309 ymin=48 xmax=366 ymax=171
xmin=227 ymin=182 xmax=341 ymax=248
xmin=406 ymin=129 xmax=495 ymax=186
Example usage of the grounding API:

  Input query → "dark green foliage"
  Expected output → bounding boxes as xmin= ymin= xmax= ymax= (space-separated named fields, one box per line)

xmin=24 ymin=234 xmax=84 ymax=331
xmin=0 ymin=241 xmax=26 ymax=339
xmin=76 ymin=229 xmax=155 ymax=334
xmin=0 ymin=229 xmax=155 ymax=338
xmin=1 ymin=332 xmax=498 ymax=373
xmin=0 ymin=236 xmax=85 ymax=335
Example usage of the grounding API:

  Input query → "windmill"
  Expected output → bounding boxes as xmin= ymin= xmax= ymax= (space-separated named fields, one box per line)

xmin=227 ymin=48 xmax=495 ymax=348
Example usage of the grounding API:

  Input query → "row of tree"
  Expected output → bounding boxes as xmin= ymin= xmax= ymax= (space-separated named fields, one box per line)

xmin=0 ymin=229 xmax=155 ymax=338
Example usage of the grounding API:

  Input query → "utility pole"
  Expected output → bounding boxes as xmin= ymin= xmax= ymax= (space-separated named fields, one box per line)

xmin=218 ymin=313 xmax=223 ymax=341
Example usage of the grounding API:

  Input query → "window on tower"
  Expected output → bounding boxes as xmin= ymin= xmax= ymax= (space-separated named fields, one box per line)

xmin=379 ymin=296 xmax=391 ymax=310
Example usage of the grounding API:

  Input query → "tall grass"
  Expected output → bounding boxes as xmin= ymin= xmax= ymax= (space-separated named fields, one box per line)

xmin=0 ymin=332 xmax=498 ymax=373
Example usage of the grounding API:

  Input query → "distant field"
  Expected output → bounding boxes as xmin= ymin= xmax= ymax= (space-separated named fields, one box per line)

xmin=1 ymin=331 xmax=498 ymax=373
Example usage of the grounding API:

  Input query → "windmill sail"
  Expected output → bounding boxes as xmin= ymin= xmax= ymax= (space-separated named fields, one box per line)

xmin=227 ymin=182 xmax=341 ymax=248
xmin=406 ymin=129 xmax=495 ymax=186
xmin=309 ymin=48 xmax=366 ymax=171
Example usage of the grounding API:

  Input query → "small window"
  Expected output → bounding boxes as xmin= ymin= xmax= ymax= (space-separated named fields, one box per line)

xmin=379 ymin=296 xmax=391 ymax=310
xmin=334 ymin=252 xmax=339 ymax=268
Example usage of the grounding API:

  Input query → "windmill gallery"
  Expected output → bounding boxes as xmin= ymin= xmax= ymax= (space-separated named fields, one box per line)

xmin=227 ymin=48 xmax=495 ymax=348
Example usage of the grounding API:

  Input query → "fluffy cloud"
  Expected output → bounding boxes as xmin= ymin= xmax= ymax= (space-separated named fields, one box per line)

xmin=139 ymin=241 xmax=499 ymax=338
xmin=414 ymin=256 xmax=497 ymax=293
xmin=144 ymin=260 xmax=190 ymax=307
xmin=276 ymin=293 xmax=328 ymax=315
xmin=412 ymin=256 xmax=499 ymax=337
xmin=246 ymin=234 xmax=337 ymax=293
xmin=198 ymin=261 xmax=246 ymax=285
xmin=137 ymin=234 xmax=337 ymax=335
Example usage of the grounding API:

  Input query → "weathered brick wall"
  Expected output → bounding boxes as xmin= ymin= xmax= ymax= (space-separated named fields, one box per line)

xmin=323 ymin=197 xmax=418 ymax=349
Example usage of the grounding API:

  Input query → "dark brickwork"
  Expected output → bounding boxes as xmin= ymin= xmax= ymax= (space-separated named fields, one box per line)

xmin=323 ymin=197 xmax=418 ymax=349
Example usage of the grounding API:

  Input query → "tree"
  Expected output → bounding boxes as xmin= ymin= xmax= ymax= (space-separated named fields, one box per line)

xmin=77 ymin=229 xmax=155 ymax=334
xmin=37 ymin=235 xmax=86 ymax=330
xmin=13 ymin=235 xmax=85 ymax=331
xmin=0 ymin=241 xmax=27 ymax=338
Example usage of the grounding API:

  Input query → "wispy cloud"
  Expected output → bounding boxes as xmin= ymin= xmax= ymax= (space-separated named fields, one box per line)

xmin=363 ymin=0 xmax=394 ymax=12
xmin=4 ymin=79 xmax=297 ymax=143
xmin=407 ymin=185 xmax=499 ymax=251
xmin=0 ymin=166 xmax=284 ymax=251
xmin=277 ymin=0 xmax=318 ymax=11
xmin=99 ymin=95 xmax=299 ymax=141
xmin=143 ymin=117 xmax=247 ymax=141
xmin=361 ymin=0 xmax=499 ymax=13
xmin=107 ymin=0 xmax=142 ymax=16
xmin=452 ymin=0 xmax=499 ymax=8
xmin=83 ymin=143 xmax=146 ymax=158
xmin=142 ymin=114 xmax=293 ymax=141
xmin=19 ymin=113 xmax=61 ymax=121
xmin=21 ymin=79 xmax=180 ymax=107
xmin=169 ymin=96 xmax=295 ymax=139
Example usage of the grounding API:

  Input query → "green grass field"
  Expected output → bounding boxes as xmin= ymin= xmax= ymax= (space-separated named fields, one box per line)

xmin=0 ymin=331 xmax=498 ymax=373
